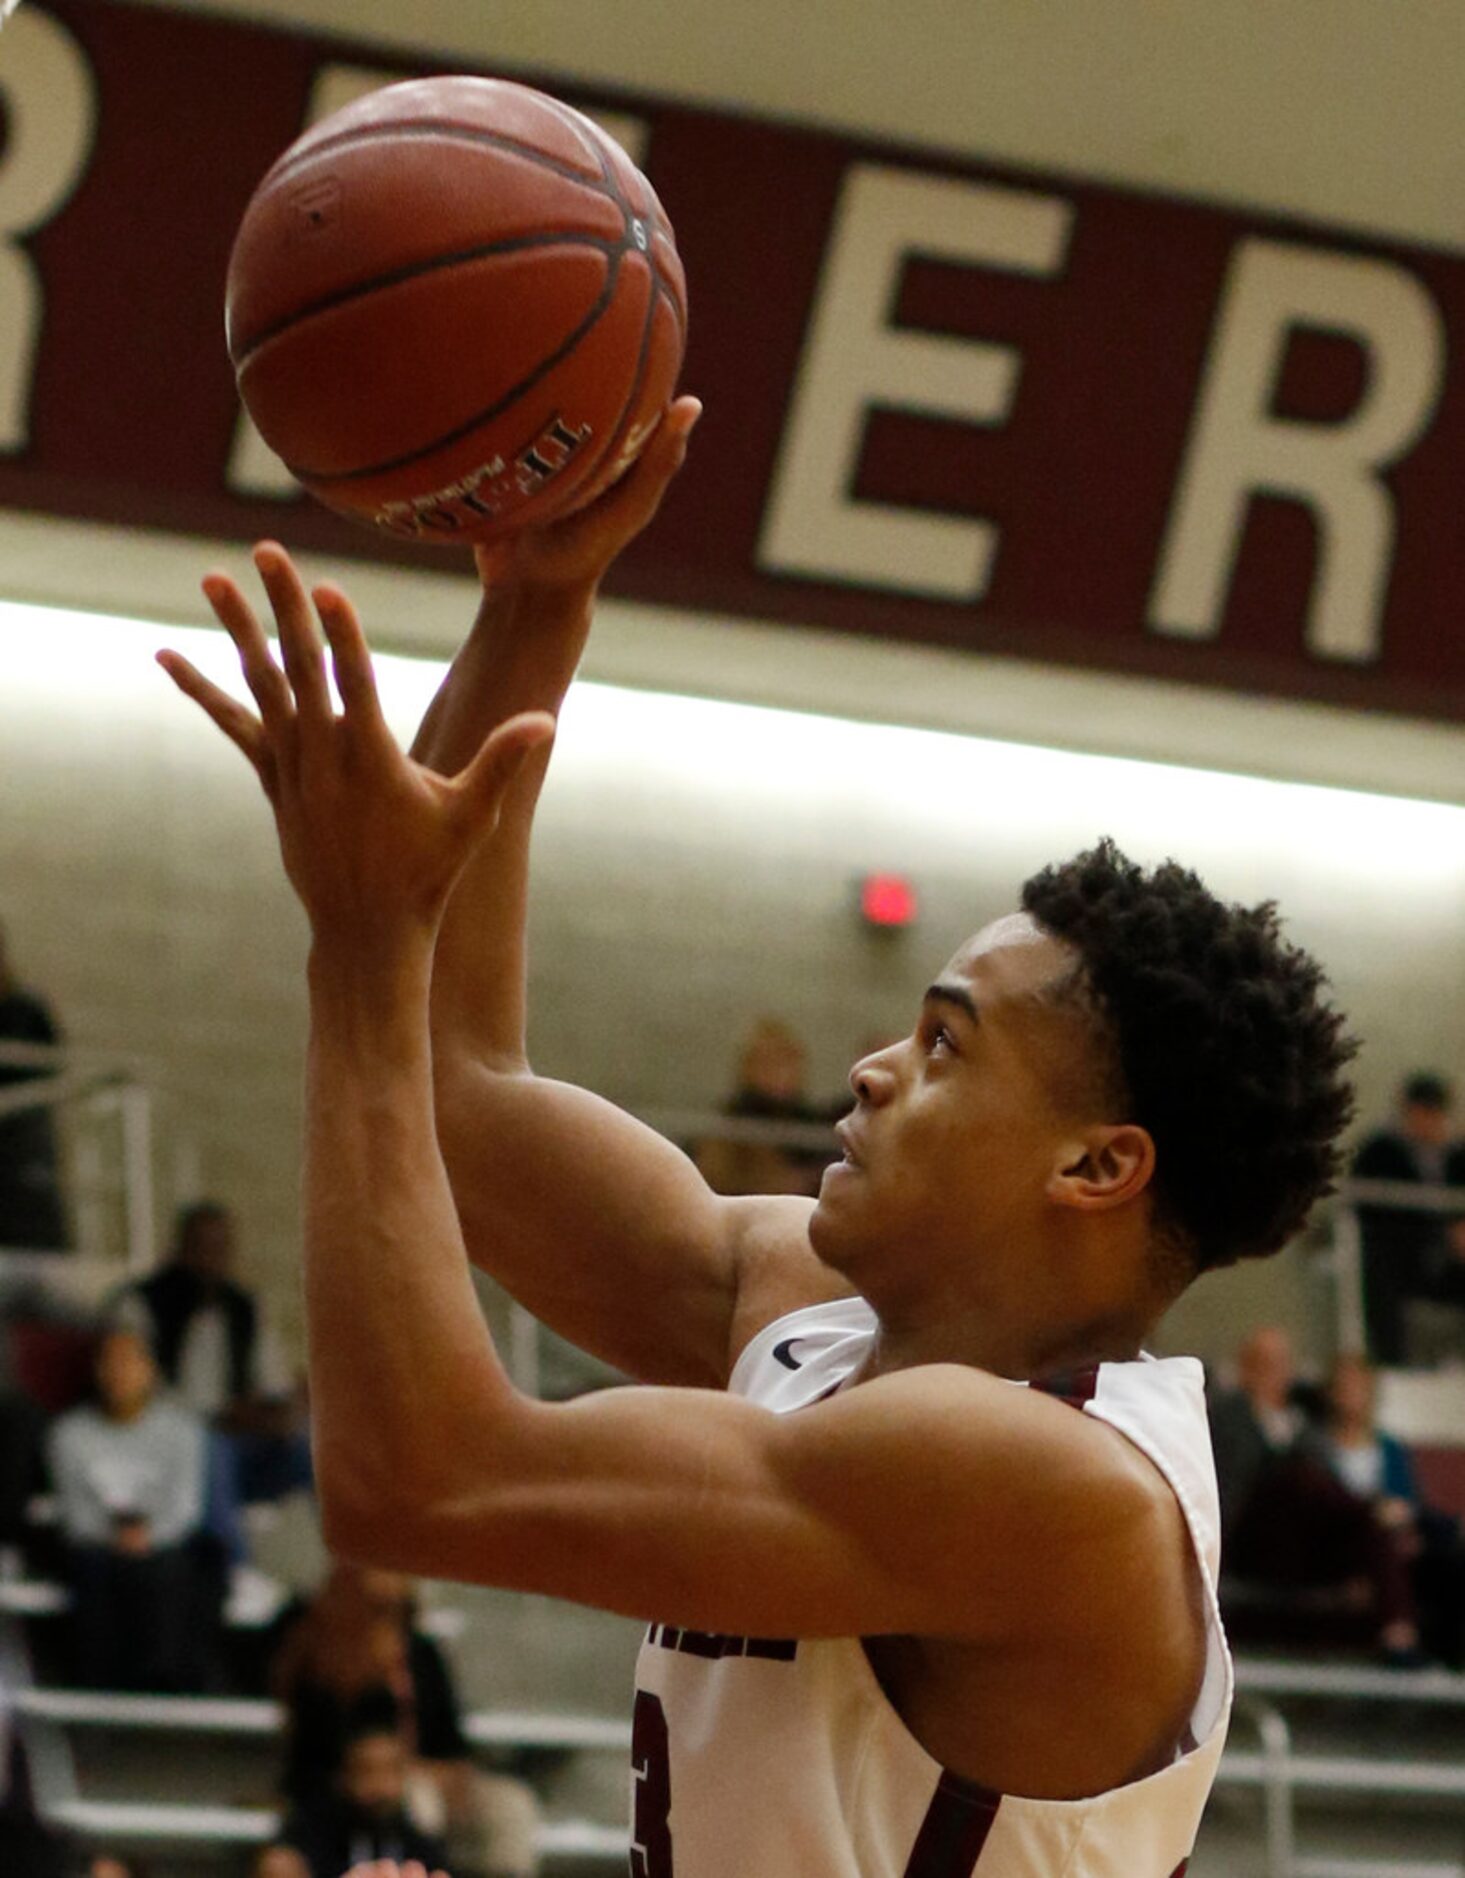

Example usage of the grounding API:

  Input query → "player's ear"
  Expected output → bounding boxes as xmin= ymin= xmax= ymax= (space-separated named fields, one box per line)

xmin=1048 ymin=1124 xmax=1156 ymax=1211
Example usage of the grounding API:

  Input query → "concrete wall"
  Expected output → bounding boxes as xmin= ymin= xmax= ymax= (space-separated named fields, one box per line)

xmin=3 ymin=600 xmax=1462 ymax=1373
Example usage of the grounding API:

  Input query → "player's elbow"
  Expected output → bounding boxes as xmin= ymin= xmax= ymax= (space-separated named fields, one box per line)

xmin=313 ymin=1434 xmax=429 ymax=1569
xmin=433 ymin=1036 xmax=532 ymax=1105
xmin=318 ymin=1471 xmax=434 ymax=1573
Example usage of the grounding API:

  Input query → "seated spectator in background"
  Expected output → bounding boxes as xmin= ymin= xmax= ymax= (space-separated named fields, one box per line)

xmin=279 ymin=1718 xmax=449 ymax=1878
xmin=112 ymin=1201 xmax=311 ymax=1532
xmin=1210 ymin=1326 xmax=1425 ymax=1665
xmin=693 ymin=1018 xmax=832 ymax=1198
xmin=247 ymin=1847 xmax=309 ymax=1878
xmin=1309 ymin=1352 xmax=1465 ymax=1667
xmin=0 ymin=923 xmax=67 ymax=1252
xmin=248 ymin=1849 xmax=312 ymax=1878
xmin=1352 ymin=1072 xmax=1465 ymax=1366
xmin=0 ymin=1310 xmax=47 ymax=1569
xmin=45 ymin=1328 xmax=222 ymax=1690
xmin=84 ymin=1857 xmax=150 ymax=1878
xmin=1209 ymin=1325 xmax=1311 ymax=1538
xmin=270 ymin=1561 xmax=538 ymax=1878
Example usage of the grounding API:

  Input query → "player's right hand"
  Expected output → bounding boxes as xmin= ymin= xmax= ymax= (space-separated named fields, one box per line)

xmin=474 ymin=393 xmax=700 ymax=596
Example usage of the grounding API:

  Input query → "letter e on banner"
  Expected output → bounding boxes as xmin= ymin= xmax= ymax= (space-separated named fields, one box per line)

xmin=1150 ymin=238 xmax=1445 ymax=664
xmin=759 ymin=165 xmax=1071 ymax=604
xmin=0 ymin=7 xmax=96 ymax=452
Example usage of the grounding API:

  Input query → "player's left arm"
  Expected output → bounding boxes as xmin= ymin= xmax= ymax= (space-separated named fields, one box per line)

xmin=335 ymin=1359 xmax=1179 ymax=1645
xmin=157 ymin=544 xmax=1174 ymax=1650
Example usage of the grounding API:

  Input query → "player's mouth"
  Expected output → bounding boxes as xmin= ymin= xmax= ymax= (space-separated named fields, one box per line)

xmin=833 ymin=1120 xmax=864 ymax=1169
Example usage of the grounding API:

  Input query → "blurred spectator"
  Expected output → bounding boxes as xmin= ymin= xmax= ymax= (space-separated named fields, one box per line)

xmin=694 ymin=1019 xmax=834 ymax=1197
xmin=45 ymin=1327 xmax=222 ymax=1690
xmin=0 ymin=1817 xmax=72 ymax=1878
xmin=1210 ymin=1326 xmax=1424 ymax=1664
xmin=271 ymin=1562 xmax=441 ymax=1808
xmin=247 ymin=1849 xmax=312 ymax=1878
xmin=0 ymin=1324 xmax=47 ymax=1564
xmin=1351 ymin=1072 xmax=1465 ymax=1365
xmin=278 ymin=1718 xmax=449 ymax=1878
xmin=1209 ymin=1326 xmax=1310 ymax=1535
xmin=270 ymin=1562 xmax=538 ymax=1877
xmin=0 ymin=923 xmax=67 ymax=1251
xmin=84 ymin=1858 xmax=151 ymax=1878
xmin=1309 ymin=1353 xmax=1465 ymax=1667
xmin=111 ymin=1201 xmax=312 ymax=1548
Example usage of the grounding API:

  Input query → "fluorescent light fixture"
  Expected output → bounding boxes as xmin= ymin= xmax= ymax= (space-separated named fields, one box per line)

xmin=2 ymin=595 xmax=1463 ymax=892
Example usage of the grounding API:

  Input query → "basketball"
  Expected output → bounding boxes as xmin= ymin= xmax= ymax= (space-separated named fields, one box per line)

xmin=225 ymin=76 xmax=687 ymax=545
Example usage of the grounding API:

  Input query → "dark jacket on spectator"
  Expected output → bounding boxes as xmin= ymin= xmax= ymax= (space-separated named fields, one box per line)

xmin=130 ymin=1266 xmax=260 ymax=1404
xmin=281 ymin=1796 xmax=447 ymax=1878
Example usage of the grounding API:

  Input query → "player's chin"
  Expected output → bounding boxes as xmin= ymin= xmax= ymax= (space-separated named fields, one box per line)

xmin=809 ymin=1163 xmax=865 ymax=1260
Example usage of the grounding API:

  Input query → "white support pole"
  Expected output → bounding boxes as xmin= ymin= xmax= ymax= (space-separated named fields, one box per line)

xmin=119 ymin=1080 xmax=155 ymax=1273
xmin=1332 ymin=1204 xmax=1366 ymax=1355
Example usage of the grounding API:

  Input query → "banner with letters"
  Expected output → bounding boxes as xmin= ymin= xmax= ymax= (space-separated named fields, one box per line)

xmin=1 ymin=0 xmax=1461 ymax=719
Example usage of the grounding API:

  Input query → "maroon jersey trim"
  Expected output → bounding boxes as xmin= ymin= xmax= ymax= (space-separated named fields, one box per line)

xmin=1031 ymin=1365 xmax=1102 ymax=1409
xmin=901 ymin=1769 xmax=1002 ymax=1876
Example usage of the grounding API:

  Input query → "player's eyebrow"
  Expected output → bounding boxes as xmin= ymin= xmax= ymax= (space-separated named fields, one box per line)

xmin=924 ymin=982 xmax=980 ymax=1026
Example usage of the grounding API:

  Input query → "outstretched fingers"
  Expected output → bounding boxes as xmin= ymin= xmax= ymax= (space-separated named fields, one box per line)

xmin=455 ymin=710 xmax=557 ymax=830
xmin=311 ymin=581 xmax=390 ymax=743
xmin=201 ymin=569 xmax=294 ymax=732
xmin=587 ymin=393 xmax=701 ymax=539
xmin=253 ymin=541 xmax=334 ymax=728
xmin=155 ymin=651 xmax=269 ymax=777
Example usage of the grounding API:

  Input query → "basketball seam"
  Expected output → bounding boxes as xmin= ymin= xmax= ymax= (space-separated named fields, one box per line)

xmin=545 ymin=258 xmax=664 ymax=517
xmin=261 ymin=118 xmax=623 ymax=205
xmin=289 ymin=245 xmax=632 ymax=484
xmin=613 ymin=276 xmax=682 ymax=456
xmin=540 ymin=94 xmax=628 ymax=206
xmin=232 ymin=231 xmax=624 ymax=364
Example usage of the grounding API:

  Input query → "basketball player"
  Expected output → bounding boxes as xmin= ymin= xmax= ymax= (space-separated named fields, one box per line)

xmin=160 ymin=397 xmax=1356 ymax=1875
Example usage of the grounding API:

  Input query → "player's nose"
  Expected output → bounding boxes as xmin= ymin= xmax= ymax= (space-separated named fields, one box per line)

xmin=849 ymin=1052 xmax=897 ymax=1107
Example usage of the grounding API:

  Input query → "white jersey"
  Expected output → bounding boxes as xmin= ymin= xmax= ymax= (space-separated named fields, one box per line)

xmin=630 ymin=1297 xmax=1231 ymax=1877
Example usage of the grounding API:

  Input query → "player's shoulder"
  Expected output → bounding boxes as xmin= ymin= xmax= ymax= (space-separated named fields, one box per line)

xmin=720 ymin=1194 xmax=856 ymax=1383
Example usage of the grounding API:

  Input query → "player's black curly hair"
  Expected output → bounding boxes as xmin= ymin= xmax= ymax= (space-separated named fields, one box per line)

xmin=1021 ymin=839 xmax=1358 ymax=1278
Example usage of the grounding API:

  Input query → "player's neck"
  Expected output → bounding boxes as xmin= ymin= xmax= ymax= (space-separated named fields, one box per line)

xmin=859 ymin=1294 xmax=1154 ymax=1384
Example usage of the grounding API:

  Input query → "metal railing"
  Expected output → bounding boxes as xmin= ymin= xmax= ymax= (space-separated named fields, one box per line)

xmin=1327 ymin=1177 xmax=1465 ymax=1357
xmin=0 ymin=1041 xmax=159 ymax=1270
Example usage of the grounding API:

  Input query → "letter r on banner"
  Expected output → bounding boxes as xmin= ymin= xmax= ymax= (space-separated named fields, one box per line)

xmin=759 ymin=165 xmax=1072 ymax=603
xmin=1150 ymin=238 xmax=1445 ymax=664
xmin=0 ymin=8 xmax=95 ymax=452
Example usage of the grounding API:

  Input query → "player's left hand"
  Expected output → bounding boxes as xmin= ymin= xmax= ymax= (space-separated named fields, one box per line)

xmin=158 ymin=541 xmax=554 ymax=946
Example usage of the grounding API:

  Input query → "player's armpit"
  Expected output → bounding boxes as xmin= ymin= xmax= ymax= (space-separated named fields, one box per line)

xmin=330 ymin=1362 xmax=1176 ymax=1648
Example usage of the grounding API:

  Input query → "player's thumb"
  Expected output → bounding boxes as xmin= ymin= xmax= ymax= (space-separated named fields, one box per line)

xmin=456 ymin=710 xmax=557 ymax=826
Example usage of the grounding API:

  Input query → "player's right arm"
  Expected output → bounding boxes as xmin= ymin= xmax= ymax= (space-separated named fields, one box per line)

xmin=415 ymin=403 xmax=846 ymax=1389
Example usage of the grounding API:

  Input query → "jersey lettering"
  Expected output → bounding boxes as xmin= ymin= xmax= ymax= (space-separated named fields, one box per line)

xmin=646 ymin=1622 xmax=797 ymax=1661
xmin=630 ymin=1689 xmax=674 ymax=1878
xmin=902 ymin=1770 xmax=1002 ymax=1876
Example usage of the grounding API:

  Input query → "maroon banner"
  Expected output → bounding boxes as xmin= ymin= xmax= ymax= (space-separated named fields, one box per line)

xmin=2 ymin=0 xmax=1462 ymax=719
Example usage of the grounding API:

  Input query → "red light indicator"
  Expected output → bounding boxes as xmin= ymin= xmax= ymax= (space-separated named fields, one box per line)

xmin=860 ymin=873 xmax=917 ymax=929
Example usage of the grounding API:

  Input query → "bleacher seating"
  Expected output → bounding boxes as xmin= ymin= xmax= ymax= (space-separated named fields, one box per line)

xmin=12 ymin=1646 xmax=1465 ymax=1876
xmin=1214 ymin=1655 xmax=1465 ymax=1878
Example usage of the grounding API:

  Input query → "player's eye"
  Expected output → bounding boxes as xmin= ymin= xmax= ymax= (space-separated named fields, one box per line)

xmin=923 ymin=1019 xmax=956 ymax=1056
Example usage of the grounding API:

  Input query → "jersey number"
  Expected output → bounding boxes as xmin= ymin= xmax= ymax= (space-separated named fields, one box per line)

xmin=630 ymin=1690 xmax=674 ymax=1877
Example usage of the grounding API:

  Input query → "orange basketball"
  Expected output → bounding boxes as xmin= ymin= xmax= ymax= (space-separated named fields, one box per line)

xmin=225 ymin=77 xmax=687 ymax=545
